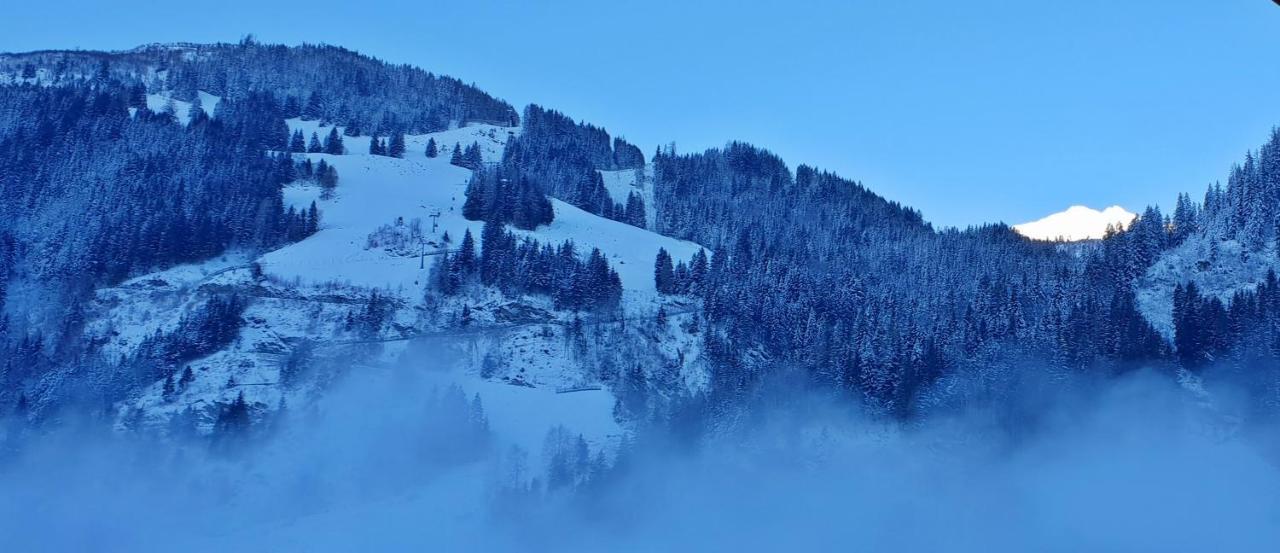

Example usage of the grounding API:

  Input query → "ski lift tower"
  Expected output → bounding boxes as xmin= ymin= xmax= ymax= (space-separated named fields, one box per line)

xmin=429 ymin=210 xmax=441 ymax=234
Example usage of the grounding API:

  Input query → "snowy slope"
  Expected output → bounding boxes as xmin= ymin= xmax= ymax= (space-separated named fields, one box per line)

xmin=86 ymin=252 xmax=256 ymax=360
xmin=515 ymin=198 xmax=703 ymax=293
xmin=599 ymin=166 xmax=655 ymax=229
xmin=136 ymin=91 xmax=222 ymax=124
xmin=1135 ymin=237 xmax=1279 ymax=338
xmin=1014 ymin=205 xmax=1135 ymax=241
xmin=83 ymin=118 xmax=708 ymax=457
xmin=263 ymin=120 xmax=703 ymax=297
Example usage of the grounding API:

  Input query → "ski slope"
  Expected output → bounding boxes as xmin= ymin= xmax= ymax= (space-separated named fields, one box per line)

xmin=261 ymin=120 xmax=706 ymax=297
xmin=83 ymin=117 xmax=705 ymax=462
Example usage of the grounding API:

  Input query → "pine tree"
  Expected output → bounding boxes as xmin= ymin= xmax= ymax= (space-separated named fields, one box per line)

xmin=624 ymin=191 xmax=647 ymax=228
xmin=456 ymin=229 xmax=477 ymax=276
xmin=654 ymin=248 xmax=675 ymax=294
xmin=434 ymin=252 xmax=457 ymax=295
xmin=307 ymin=202 xmax=320 ymax=235
xmin=317 ymin=160 xmax=338 ymax=198
xmin=162 ymin=374 xmax=176 ymax=402
xmin=450 ymin=143 xmax=464 ymax=166
xmin=513 ymin=177 xmax=554 ymax=229
xmin=179 ymin=365 xmax=195 ymax=390
xmin=689 ymin=249 xmax=709 ymax=293
xmin=324 ymin=128 xmax=344 ymax=154
xmin=289 ymin=130 xmax=306 ymax=153
xmin=480 ymin=220 xmax=507 ymax=285
xmin=302 ymin=92 xmax=323 ymax=119
xmin=466 ymin=142 xmax=483 ymax=169
xmin=308 ymin=132 xmax=323 ymax=153
xmin=425 ymin=137 xmax=438 ymax=158
xmin=389 ymin=131 xmax=406 ymax=158
xmin=215 ymin=392 xmax=252 ymax=438
xmin=188 ymin=93 xmax=207 ymax=125
xmin=462 ymin=172 xmax=489 ymax=220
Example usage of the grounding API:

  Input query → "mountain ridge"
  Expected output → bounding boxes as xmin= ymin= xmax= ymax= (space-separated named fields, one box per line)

xmin=1 ymin=40 xmax=1278 ymax=435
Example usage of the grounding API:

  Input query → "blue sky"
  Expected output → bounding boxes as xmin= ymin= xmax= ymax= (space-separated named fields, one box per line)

xmin=3 ymin=0 xmax=1279 ymax=228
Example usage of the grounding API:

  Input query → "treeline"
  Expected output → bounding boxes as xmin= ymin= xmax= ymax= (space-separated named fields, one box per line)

xmin=434 ymin=223 xmax=622 ymax=312
xmin=654 ymin=248 xmax=709 ymax=295
xmin=0 ymin=83 xmax=305 ymax=297
xmin=0 ymin=39 xmax=519 ymax=134
xmin=1175 ymin=274 xmax=1280 ymax=369
xmin=290 ymin=128 xmax=345 ymax=155
xmin=0 ymin=82 xmax=321 ymax=410
xmin=647 ymin=141 xmax=1174 ymax=417
xmin=1197 ymin=128 xmax=1280 ymax=250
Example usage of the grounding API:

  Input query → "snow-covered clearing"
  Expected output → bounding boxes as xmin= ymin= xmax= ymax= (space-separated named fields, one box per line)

xmin=1136 ymin=237 xmax=1279 ymax=338
xmin=85 ymin=118 xmax=707 ymax=450
xmin=133 ymin=91 xmax=222 ymax=124
xmin=263 ymin=120 xmax=704 ymax=298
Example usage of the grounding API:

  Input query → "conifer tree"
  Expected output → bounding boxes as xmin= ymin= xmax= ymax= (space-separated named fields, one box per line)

xmin=450 ymin=143 xmax=464 ymax=166
xmin=457 ymin=229 xmax=477 ymax=275
xmin=324 ymin=128 xmax=344 ymax=154
xmin=465 ymin=142 xmax=484 ymax=169
xmin=389 ymin=131 xmax=406 ymax=158
xmin=624 ymin=191 xmax=646 ymax=228
xmin=654 ymin=248 xmax=675 ymax=294
xmin=289 ymin=130 xmax=306 ymax=153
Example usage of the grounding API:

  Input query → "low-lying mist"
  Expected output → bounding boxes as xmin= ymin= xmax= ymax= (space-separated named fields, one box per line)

xmin=2 ymin=367 xmax=1278 ymax=552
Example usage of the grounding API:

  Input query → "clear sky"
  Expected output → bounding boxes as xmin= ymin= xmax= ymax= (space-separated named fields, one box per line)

xmin=2 ymin=0 xmax=1279 ymax=228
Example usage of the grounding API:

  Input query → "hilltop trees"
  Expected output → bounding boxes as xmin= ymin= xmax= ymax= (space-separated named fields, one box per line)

xmin=654 ymin=248 xmax=707 ymax=295
xmin=289 ymin=129 xmax=306 ymax=152
xmin=323 ymin=127 xmax=344 ymax=154
xmin=623 ymin=191 xmax=647 ymax=228
xmin=654 ymin=249 xmax=674 ymax=294
xmin=389 ymin=131 xmax=406 ymax=158
xmin=498 ymin=105 xmax=644 ymax=217
xmin=448 ymin=142 xmax=483 ymax=169
xmin=433 ymin=221 xmax=621 ymax=312
xmin=462 ymin=168 xmax=554 ymax=230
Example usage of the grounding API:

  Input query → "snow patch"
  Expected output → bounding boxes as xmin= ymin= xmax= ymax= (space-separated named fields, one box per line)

xmin=140 ymin=90 xmax=222 ymax=125
xmin=1135 ymin=238 xmax=1279 ymax=338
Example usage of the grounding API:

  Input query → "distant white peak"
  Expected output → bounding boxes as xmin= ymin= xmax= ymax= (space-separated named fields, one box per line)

xmin=1013 ymin=205 xmax=1136 ymax=242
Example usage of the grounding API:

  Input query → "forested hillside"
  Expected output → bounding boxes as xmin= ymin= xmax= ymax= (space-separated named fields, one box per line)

xmin=0 ymin=39 xmax=518 ymax=133
xmin=2 ymin=39 xmax=1280 ymax=433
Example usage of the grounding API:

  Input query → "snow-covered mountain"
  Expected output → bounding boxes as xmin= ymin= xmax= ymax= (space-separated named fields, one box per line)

xmin=1013 ymin=205 xmax=1136 ymax=241
xmin=4 ymin=39 xmax=1280 ymax=551
xmin=74 ymin=96 xmax=711 ymax=463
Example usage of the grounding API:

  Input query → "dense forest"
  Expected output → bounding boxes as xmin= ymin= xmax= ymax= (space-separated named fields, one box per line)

xmin=0 ymin=38 xmax=518 ymax=133
xmin=643 ymin=132 xmax=1280 ymax=416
